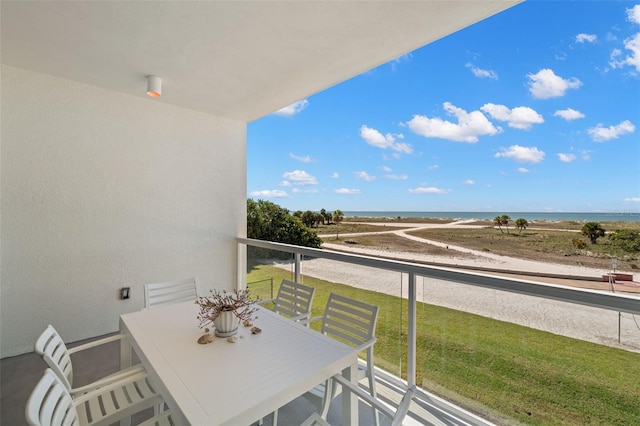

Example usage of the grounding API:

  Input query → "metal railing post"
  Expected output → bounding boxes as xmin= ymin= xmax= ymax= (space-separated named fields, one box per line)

xmin=295 ymin=253 xmax=302 ymax=283
xmin=407 ymin=272 xmax=417 ymax=387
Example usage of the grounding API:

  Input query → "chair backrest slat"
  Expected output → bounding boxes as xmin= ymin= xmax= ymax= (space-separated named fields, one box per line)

xmin=274 ymin=279 xmax=316 ymax=320
xmin=34 ymin=325 xmax=74 ymax=390
xmin=144 ymin=277 xmax=199 ymax=308
xmin=321 ymin=293 xmax=379 ymax=349
xmin=26 ymin=369 xmax=79 ymax=426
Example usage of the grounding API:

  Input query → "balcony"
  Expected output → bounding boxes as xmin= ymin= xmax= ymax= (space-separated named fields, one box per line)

xmin=3 ymin=237 xmax=639 ymax=425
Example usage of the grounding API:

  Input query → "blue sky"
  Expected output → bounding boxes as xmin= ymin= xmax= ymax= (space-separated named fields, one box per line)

xmin=248 ymin=1 xmax=640 ymax=213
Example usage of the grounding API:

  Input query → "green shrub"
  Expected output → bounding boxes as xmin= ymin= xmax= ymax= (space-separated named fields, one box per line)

xmin=572 ymin=238 xmax=587 ymax=249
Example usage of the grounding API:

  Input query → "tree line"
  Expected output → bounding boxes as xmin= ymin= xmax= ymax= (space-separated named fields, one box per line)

xmin=493 ymin=214 xmax=640 ymax=252
xmin=292 ymin=208 xmax=343 ymax=228
xmin=247 ymin=199 xmax=345 ymax=249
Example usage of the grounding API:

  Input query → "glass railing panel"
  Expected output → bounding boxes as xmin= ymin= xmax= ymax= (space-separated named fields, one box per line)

xmin=246 ymin=245 xmax=295 ymax=301
xmin=414 ymin=276 xmax=640 ymax=425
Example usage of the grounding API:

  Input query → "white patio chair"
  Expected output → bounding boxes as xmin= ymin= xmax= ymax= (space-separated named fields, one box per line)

xmin=34 ymin=324 xmax=145 ymax=397
xmin=258 ymin=279 xmax=316 ymax=322
xmin=297 ymin=293 xmax=381 ymax=426
xmin=144 ymin=276 xmax=200 ymax=309
xmin=300 ymin=375 xmax=416 ymax=426
xmin=26 ymin=368 xmax=165 ymax=426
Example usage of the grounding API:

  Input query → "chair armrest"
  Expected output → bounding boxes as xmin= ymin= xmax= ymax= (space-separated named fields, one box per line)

xmin=67 ymin=333 xmax=129 ymax=355
xmin=256 ymin=298 xmax=275 ymax=306
xmin=352 ymin=336 xmax=377 ymax=354
xmin=289 ymin=312 xmax=311 ymax=322
xmin=333 ymin=375 xmax=413 ymax=422
xmin=72 ymin=370 xmax=151 ymax=405
xmin=69 ymin=364 xmax=146 ymax=397
xmin=298 ymin=315 xmax=323 ymax=326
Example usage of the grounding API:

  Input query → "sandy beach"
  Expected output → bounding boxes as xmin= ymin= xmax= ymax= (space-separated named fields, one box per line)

xmin=274 ymin=221 xmax=640 ymax=352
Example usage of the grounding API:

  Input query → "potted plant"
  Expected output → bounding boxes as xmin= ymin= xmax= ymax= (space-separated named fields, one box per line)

xmin=196 ymin=289 xmax=258 ymax=337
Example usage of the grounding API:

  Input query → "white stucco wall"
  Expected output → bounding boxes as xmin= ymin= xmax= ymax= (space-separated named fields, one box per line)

xmin=1 ymin=65 xmax=247 ymax=357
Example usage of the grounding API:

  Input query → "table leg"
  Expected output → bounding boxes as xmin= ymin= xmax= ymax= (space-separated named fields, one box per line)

xmin=341 ymin=363 xmax=358 ymax=426
xmin=120 ymin=325 xmax=132 ymax=426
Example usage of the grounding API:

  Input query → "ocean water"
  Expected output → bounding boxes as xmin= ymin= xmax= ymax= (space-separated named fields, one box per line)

xmin=343 ymin=211 xmax=640 ymax=223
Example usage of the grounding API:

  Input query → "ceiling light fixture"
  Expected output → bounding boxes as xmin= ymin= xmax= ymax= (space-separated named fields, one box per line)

xmin=146 ymin=75 xmax=162 ymax=98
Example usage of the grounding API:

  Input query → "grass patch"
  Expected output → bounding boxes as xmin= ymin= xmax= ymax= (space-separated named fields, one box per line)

xmin=248 ymin=263 xmax=640 ymax=425
xmin=322 ymin=233 xmax=477 ymax=260
xmin=407 ymin=227 xmax=639 ymax=271
xmin=316 ymin=222 xmax=408 ymax=235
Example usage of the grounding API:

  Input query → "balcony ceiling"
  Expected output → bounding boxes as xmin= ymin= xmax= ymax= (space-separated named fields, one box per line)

xmin=1 ymin=1 xmax=520 ymax=122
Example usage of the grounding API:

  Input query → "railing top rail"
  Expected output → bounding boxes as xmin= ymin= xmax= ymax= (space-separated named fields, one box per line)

xmin=239 ymin=237 xmax=640 ymax=315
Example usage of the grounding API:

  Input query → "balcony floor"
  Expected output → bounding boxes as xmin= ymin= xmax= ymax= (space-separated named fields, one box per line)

xmin=1 ymin=332 xmax=490 ymax=426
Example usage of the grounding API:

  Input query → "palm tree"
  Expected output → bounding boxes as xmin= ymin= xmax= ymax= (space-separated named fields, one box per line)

xmin=333 ymin=209 xmax=344 ymax=239
xmin=301 ymin=210 xmax=315 ymax=227
xmin=581 ymin=222 xmax=606 ymax=244
xmin=515 ymin=218 xmax=528 ymax=235
xmin=493 ymin=216 xmax=503 ymax=233
xmin=500 ymin=215 xmax=511 ymax=234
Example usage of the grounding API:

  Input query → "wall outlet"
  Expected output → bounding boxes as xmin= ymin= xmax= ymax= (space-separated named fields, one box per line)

xmin=120 ymin=287 xmax=131 ymax=300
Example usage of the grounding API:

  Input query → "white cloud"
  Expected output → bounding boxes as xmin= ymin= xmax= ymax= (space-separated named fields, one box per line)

xmin=463 ymin=180 xmax=475 ymax=185
xmin=587 ymin=120 xmax=635 ymax=142
xmin=283 ymin=170 xmax=318 ymax=185
xmin=330 ymin=172 xmax=339 ymax=178
xmin=558 ymin=153 xmax=577 ymax=162
xmin=360 ymin=125 xmax=413 ymax=153
xmin=553 ymin=108 xmax=585 ymax=121
xmin=292 ymin=188 xmax=318 ymax=194
xmin=527 ymin=69 xmax=582 ymax=99
xmin=406 ymin=102 xmax=500 ymax=143
xmin=517 ymin=167 xmax=530 ymax=173
xmin=273 ymin=99 xmax=309 ymax=116
xmin=481 ymin=103 xmax=544 ymax=130
xmin=380 ymin=166 xmax=392 ymax=172
xmin=629 ymin=4 xmax=640 ymax=24
xmin=428 ymin=164 xmax=439 ymax=170
xmin=279 ymin=180 xmax=292 ymax=187
xmin=465 ymin=63 xmax=498 ymax=79
xmin=390 ymin=53 xmax=413 ymax=71
xmin=354 ymin=171 xmax=376 ymax=182
xmin=495 ymin=145 xmax=545 ymax=163
xmin=576 ymin=33 xmax=597 ymax=43
xmin=384 ymin=174 xmax=408 ymax=180
xmin=579 ymin=149 xmax=592 ymax=160
xmin=610 ymin=32 xmax=640 ymax=72
xmin=623 ymin=197 xmax=640 ymax=203
xmin=249 ymin=189 xmax=288 ymax=198
xmin=408 ymin=186 xmax=450 ymax=194
xmin=335 ymin=188 xmax=361 ymax=194
xmin=289 ymin=152 xmax=312 ymax=163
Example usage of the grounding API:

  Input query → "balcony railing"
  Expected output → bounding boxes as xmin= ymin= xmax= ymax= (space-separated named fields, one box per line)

xmin=238 ymin=237 xmax=640 ymax=424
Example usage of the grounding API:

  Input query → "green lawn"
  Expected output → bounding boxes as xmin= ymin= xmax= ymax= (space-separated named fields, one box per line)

xmin=247 ymin=263 xmax=640 ymax=425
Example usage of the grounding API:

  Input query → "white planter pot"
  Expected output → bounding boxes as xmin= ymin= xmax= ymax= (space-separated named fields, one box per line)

xmin=213 ymin=310 xmax=240 ymax=337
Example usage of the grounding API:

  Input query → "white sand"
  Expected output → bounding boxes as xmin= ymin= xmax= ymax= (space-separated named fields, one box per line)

xmin=273 ymin=221 xmax=640 ymax=351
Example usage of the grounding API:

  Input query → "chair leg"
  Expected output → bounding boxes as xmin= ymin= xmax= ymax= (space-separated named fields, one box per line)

xmin=273 ymin=408 xmax=278 ymax=426
xmin=367 ymin=367 xmax=380 ymax=426
xmin=319 ymin=379 xmax=333 ymax=420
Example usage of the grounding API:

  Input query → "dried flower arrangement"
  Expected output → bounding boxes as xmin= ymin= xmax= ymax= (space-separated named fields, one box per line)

xmin=195 ymin=289 xmax=258 ymax=329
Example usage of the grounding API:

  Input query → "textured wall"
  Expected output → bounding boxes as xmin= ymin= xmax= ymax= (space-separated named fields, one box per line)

xmin=1 ymin=65 xmax=247 ymax=357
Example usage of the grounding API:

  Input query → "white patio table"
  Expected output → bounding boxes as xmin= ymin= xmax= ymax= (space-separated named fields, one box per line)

xmin=119 ymin=301 xmax=359 ymax=425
